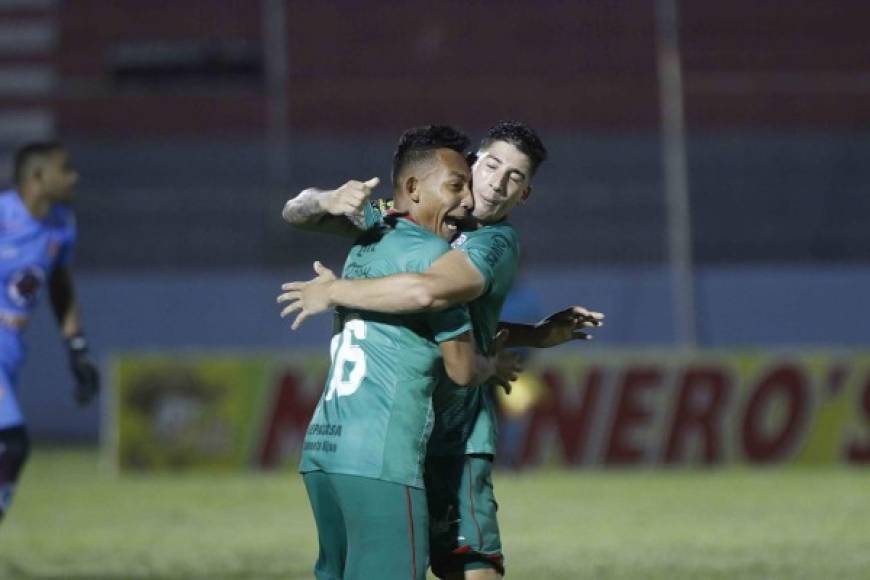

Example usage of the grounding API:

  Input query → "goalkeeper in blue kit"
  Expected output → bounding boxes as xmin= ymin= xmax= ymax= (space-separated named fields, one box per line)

xmin=0 ymin=142 xmax=99 ymax=525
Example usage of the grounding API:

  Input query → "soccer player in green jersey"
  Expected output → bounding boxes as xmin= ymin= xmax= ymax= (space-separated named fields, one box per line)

xmin=280 ymin=122 xmax=603 ymax=579
xmin=293 ymin=125 xmax=515 ymax=580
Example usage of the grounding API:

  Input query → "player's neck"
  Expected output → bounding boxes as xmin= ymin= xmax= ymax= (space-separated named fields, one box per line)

xmin=19 ymin=189 xmax=52 ymax=220
xmin=479 ymin=215 xmax=507 ymax=227
xmin=392 ymin=197 xmax=410 ymax=214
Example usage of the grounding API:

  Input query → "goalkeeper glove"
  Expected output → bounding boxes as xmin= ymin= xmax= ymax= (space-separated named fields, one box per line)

xmin=67 ymin=334 xmax=100 ymax=405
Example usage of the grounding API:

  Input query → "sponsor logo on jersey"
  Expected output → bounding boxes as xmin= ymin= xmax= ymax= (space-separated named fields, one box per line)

xmin=7 ymin=266 xmax=45 ymax=307
xmin=376 ymin=199 xmax=395 ymax=214
xmin=483 ymin=234 xmax=509 ymax=267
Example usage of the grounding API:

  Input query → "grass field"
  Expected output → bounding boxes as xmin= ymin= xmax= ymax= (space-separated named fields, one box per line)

xmin=2 ymin=449 xmax=869 ymax=579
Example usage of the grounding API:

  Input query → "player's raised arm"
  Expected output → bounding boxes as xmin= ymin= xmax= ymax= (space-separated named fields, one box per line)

xmin=281 ymin=177 xmax=380 ymax=239
xmin=498 ymin=306 xmax=605 ymax=348
xmin=48 ymin=265 xmax=100 ymax=405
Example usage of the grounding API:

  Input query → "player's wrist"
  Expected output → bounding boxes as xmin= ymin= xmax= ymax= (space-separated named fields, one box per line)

xmin=316 ymin=189 xmax=340 ymax=215
xmin=66 ymin=332 xmax=89 ymax=356
xmin=325 ymin=279 xmax=343 ymax=308
xmin=529 ymin=327 xmax=544 ymax=348
xmin=521 ymin=322 xmax=544 ymax=348
xmin=473 ymin=353 xmax=496 ymax=385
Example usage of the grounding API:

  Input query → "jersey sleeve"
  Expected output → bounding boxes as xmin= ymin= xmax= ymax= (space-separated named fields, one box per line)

xmin=428 ymin=304 xmax=471 ymax=343
xmin=458 ymin=226 xmax=519 ymax=294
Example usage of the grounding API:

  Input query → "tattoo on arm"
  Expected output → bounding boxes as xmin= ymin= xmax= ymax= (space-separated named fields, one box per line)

xmin=282 ymin=188 xmax=326 ymax=225
xmin=282 ymin=188 xmax=367 ymax=238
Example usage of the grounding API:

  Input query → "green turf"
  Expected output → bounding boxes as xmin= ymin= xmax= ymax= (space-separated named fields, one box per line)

xmin=1 ymin=449 xmax=869 ymax=579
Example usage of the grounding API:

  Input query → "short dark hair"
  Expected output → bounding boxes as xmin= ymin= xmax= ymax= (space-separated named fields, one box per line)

xmin=391 ymin=125 xmax=470 ymax=185
xmin=13 ymin=141 xmax=65 ymax=185
xmin=480 ymin=121 xmax=547 ymax=175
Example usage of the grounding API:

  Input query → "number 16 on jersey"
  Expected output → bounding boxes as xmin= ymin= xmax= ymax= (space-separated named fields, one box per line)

xmin=325 ymin=319 xmax=367 ymax=401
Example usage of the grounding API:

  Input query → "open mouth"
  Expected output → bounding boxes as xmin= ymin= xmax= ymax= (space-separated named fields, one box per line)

xmin=443 ymin=216 xmax=461 ymax=233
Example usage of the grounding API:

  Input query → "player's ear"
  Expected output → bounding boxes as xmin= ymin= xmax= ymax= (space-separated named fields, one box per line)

xmin=520 ymin=184 xmax=532 ymax=203
xmin=405 ymin=176 xmax=420 ymax=203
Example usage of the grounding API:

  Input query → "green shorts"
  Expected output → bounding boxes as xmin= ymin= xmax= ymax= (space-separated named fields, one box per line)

xmin=425 ymin=454 xmax=505 ymax=578
xmin=302 ymin=470 xmax=429 ymax=580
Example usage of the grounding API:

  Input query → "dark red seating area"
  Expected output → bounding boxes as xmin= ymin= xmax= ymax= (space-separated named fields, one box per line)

xmin=51 ymin=0 xmax=870 ymax=135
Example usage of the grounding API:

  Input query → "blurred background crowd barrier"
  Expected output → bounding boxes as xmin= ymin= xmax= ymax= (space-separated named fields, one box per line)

xmin=2 ymin=0 xmax=867 ymax=459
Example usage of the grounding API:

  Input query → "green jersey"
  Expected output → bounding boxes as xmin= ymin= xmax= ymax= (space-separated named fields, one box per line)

xmin=299 ymin=216 xmax=472 ymax=488
xmin=363 ymin=201 xmax=520 ymax=457
xmin=427 ymin=222 xmax=520 ymax=456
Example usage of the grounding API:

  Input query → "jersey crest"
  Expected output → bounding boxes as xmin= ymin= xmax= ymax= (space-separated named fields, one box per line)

xmin=7 ymin=266 xmax=45 ymax=308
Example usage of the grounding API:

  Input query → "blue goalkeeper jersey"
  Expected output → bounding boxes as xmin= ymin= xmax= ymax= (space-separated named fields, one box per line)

xmin=0 ymin=190 xmax=76 ymax=368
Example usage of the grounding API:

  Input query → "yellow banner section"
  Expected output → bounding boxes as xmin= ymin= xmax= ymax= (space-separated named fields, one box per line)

xmin=517 ymin=351 xmax=870 ymax=466
xmin=108 ymin=350 xmax=870 ymax=471
xmin=109 ymin=355 xmax=272 ymax=471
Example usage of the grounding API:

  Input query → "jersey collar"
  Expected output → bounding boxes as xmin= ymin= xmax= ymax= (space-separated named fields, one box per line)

xmin=386 ymin=209 xmax=418 ymax=225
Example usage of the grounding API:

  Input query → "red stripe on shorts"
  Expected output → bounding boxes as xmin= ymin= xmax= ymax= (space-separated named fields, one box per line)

xmin=405 ymin=486 xmax=416 ymax=579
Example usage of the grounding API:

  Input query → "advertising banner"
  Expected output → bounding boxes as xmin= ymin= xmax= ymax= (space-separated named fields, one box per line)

xmin=108 ymin=350 xmax=870 ymax=470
